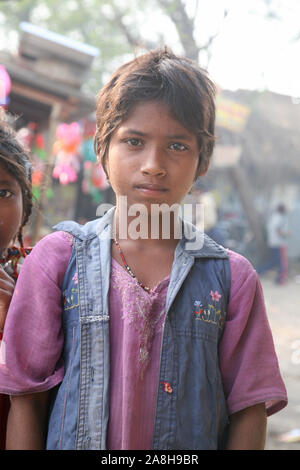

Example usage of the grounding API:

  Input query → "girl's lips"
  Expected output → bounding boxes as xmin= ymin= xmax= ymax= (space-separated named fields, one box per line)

xmin=135 ymin=184 xmax=168 ymax=192
xmin=135 ymin=185 xmax=168 ymax=197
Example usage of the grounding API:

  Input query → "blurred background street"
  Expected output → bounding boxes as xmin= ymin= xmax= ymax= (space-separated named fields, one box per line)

xmin=262 ymin=269 xmax=300 ymax=450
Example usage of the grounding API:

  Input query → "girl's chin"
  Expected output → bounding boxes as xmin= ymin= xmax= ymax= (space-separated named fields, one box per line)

xmin=115 ymin=193 xmax=182 ymax=208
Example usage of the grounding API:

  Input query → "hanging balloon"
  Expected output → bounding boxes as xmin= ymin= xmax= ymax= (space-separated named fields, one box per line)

xmin=81 ymin=138 xmax=97 ymax=162
xmin=31 ymin=169 xmax=44 ymax=186
xmin=0 ymin=65 xmax=11 ymax=105
xmin=35 ymin=133 xmax=45 ymax=149
xmin=56 ymin=122 xmax=81 ymax=151
xmin=53 ymin=122 xmax=82 ymax=185
xmin=53 ymin=163 xmax=78 ymax=185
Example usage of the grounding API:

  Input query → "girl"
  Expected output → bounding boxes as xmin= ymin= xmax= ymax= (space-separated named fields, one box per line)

xmin=0 ymin=108 xmax=32 ymax=449
xmin=0 ymin=48 xmax=287 ymax=450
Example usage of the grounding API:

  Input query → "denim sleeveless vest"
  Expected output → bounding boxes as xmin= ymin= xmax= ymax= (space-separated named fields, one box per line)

xmin=47 ymin=208 xmax=230 ymax=450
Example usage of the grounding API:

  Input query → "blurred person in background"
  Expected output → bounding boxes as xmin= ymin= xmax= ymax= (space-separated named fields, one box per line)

xmin=257 ymin=203 xmax=289 ymax=285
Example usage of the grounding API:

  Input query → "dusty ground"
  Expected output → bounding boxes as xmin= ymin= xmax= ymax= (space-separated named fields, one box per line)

xmin=260 ymin=267 xmax=300 ymax=450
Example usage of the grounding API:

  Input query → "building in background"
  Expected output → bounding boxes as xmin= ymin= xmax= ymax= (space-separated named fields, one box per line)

xmin=0 ymin=22 xmax=111 ymax=243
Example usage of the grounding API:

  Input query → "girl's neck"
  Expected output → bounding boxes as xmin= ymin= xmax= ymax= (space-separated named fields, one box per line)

xmin=114 ymin=205 xmax=182 ymax=249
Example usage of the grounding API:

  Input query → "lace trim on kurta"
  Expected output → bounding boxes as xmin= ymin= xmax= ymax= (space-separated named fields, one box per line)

xmin=110 ymin=258 xmax=169 ymax=377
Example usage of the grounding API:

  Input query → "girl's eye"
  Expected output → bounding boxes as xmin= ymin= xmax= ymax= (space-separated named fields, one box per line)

xmin=169 ymin=142 xmax=188 ymax=151
xmin=125 ymin=138 xmax=143 ymax=147
xmin=0 ymin=189 xmax=13 ymax=199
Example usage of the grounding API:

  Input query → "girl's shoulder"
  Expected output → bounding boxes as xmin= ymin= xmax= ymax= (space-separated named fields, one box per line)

xmin=33 ymin=230 xmax=74 ymax=252
xmin=24 ymin=231 xmax=74 ymax=285
xmin=226 ymin=248 xmax=256 ymax=278
xmin=226 ymin=249 xmax=260 ymax=309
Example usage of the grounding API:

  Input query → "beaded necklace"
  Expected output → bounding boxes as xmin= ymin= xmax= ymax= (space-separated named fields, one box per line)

xmin=113 ymin=238 xmax=151 ymax=293
xmin=0 ymin=246 xmax=31 ymax=280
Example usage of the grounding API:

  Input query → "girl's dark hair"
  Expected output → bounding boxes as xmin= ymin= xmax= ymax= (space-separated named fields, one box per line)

xmin=95 ymin=47 xmax=216 ymax=179
xmin=0 ymin=108 xmax=33 ymax=247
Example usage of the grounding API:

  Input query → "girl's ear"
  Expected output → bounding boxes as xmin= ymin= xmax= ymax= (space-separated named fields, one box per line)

xmin=97 ymin=144 xmax=110 ymax=181
xmin=195 ymin=154 xmax=209 ymax=180
xmin=196 ymin=167 xmax=209 ymax=180
xmin=101 ymin=161 xmax=110 ymax=182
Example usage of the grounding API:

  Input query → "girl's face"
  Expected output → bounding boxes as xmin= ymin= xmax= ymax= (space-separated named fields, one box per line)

xmin=0 ymin=164 xmax=23 ymax=257
xmin=107 ymin=101 xmax=200 ymax=210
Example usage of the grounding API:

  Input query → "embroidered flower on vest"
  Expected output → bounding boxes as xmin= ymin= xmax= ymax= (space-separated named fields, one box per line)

xmin=194 ymin=290 xmax=224 ymax=329
xmin=63 ymin=271 xmax=79 ymax=310
xmin=210 ymin=290 xmax=222 ymax=302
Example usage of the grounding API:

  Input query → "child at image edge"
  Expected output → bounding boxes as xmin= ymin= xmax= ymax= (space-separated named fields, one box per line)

xmin=0 ymin=48 xmax=287 ymax=450
xmin=0 ymin=108 xmax=33 ymax=449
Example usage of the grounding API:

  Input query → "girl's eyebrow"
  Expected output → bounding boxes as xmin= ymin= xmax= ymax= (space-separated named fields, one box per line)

xmin=121 ymin=128 xmax=193 ymax=140
xmin=167 ymin=134 xmax=193 ymax=140
xmin=122 ymin=128 xmax=146 ymax=136
xmin=0 ymin=179 xmax=16 ymax=187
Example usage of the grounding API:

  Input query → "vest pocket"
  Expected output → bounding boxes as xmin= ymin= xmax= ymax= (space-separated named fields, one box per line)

xmin=174 ymin=333 xmax=221 ymax=449
xmin=171 ymin=294 xmax=226 ymax=343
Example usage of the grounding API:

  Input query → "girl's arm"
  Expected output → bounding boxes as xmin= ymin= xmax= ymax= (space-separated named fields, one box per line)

xmin=226 ymin=403 xmax=267 ymax=450
xmin=6 ymin=391 xmax=50 ymax=450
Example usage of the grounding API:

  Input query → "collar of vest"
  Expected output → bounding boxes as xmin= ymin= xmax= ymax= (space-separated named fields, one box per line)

xmin=54 ymin=206 xmax=228 ymax=259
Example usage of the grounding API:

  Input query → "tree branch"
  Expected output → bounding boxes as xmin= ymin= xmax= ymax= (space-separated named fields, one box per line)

xmin=157 ymin=0 xmax=199 ymax=60
xmin=199 ymin=9 xmax=229 ymax=51
xmin=113 ymin=9 xmax=157 ymax=50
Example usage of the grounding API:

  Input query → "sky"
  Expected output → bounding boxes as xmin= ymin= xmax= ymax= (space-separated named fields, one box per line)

xmin=193 ymin=0 xmax=300 ymax=99
xmin=0 ymin=0 xmax=299 ymax=100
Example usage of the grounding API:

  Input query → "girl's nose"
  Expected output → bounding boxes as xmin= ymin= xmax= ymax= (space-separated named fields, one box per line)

xmin=140 ymin=146 xmax=167 ymax=177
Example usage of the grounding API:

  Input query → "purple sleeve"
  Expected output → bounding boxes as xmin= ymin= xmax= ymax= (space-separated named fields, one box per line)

xmin=0 ymin=231 xmax=73 ymax=395
xmin=219 ymin=250 xmax=288 ymax=416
